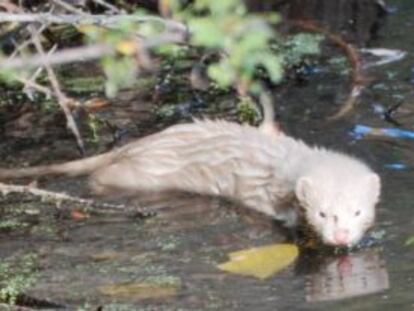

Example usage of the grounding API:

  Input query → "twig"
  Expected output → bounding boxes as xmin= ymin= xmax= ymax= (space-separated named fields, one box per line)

xmin=327 ymin=84 xmax=363 ymax=121
xmin=384 ymin=101 xmax=404 ymax=127
xmin=7 ymin=25 xmax=54 ymax=97
xmin=0 ymin=12 xmax=188 ymax=71
xmin=22 ymin=44 xmax=58 ymax=99
xmin=16 ymin=75 xmax=52 ymax=97
xmin=8 ymin=24 xmax=48 ymax=59
xmin=0 ymin=182 xmax=153 ymax=217
xmin=0 ymin=13 xmax=187 ymax=32
xmin=92 ymin=0 xmax=122 ymax=14
xmin=29 ymin=25 xmax=86 ymax=154
xmin=1 ymin=43 xmax=114 ymax=70
xmin=0 ymin=28 xmax=187 ymax=71
xmin=0 ymin=303 xmax=34 ymax=311
xmin=52 ymin=0 xmax=90 ymax=16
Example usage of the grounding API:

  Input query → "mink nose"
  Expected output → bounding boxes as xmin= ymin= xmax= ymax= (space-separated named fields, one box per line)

xmin=334 ymin=229 xmax=350 ymax=245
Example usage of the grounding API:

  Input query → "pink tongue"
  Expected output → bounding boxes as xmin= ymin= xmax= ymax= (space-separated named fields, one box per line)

xmin=334 ymin=229 xmax=349 ymax=245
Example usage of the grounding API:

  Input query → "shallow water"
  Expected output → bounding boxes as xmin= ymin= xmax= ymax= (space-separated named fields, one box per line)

xmin=1 ymin=0 xmax=414 ymax=310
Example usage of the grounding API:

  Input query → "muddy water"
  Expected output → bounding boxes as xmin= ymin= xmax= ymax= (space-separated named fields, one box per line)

xmin=1 ymin=0 xmax=414 ymax=310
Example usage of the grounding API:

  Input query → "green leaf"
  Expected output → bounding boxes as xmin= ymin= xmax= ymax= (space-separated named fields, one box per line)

xmin=261 ymin=12 xmax=281 ymax=24
xmin=188 ymin=18 xmax=226 ymax=47
xmin=102 ymin=56 xmax=137 ymax=97
xmin=283 ymin=33 xmax=323 ymax=66
xmin=194 ymin=0 xmax=242 ymax=16
xmin=260 ymin=54 xmax=284 ymax=83
xmin=405 ymin=236 xmax=414 ymax=246
xmin=207 ymin=62 xmax=236 ymax=87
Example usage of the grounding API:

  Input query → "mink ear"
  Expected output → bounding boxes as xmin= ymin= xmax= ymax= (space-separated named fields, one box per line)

xmin=367 ymin=173 xmax=381 ymax=203
xmin=295 ymin=177 xmax=315 ymax=206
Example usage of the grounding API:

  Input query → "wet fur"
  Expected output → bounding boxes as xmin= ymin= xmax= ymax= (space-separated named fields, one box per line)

xmin=0 ymin=119 xmax=380 ymax=245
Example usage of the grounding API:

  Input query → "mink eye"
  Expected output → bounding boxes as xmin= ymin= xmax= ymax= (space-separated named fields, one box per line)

xmin=319 ymin=211 xmax=326 ymax=218
xmin=355 ymin=210 xmax=361 ymax=217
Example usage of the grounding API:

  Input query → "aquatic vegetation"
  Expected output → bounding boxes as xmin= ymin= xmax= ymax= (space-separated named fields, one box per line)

xmin=0 ymin=253 xmax=39 ymax=305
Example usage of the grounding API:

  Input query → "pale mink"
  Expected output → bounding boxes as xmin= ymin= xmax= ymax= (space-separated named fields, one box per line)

xmin=0 ymin=119 xmax=381 ymax=246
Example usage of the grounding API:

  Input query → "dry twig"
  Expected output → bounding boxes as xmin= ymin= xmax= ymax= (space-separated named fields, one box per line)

xmin=52 ymin=0 xmax=90 ymax=16
xmin=21 ymin=44 xmax=57 ymax=98
xmin=1 ymin=43 xmax=114 ymax=70
xmin=29 ymin=25 xmax=86 ymax=154
xmin=0 ymin=303 xmax=35 ymax=311
xmin=16 ymin=76 xmax=52 ymax=98
xmin=92 ymin=0 xmax=122 ymax=14
xmin=0 ymin=12 xmax=186 ymax=31
xmin=0 ymin=182 xmax=152 ymax=217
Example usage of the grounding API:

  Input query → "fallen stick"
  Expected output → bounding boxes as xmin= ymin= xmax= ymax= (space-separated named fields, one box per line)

xmin=0 ymin=182 xmax=154 ymax=217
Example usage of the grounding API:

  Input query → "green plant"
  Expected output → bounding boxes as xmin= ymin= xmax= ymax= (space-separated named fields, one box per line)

xmin=406 ymin=236 xmax=414 ymax=246
xmin=237 ymin=96 xmax=260 ymax=124
xmin=176 ymin=0 xmax=283 ymax=94
xmin=0 ymin=2 xmax=324 ymax=108
xmin=0 ymin=253 xmax=39 ymax=305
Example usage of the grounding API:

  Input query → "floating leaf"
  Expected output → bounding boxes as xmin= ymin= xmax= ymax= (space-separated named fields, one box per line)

xmin=98 ymin=282 xmax=178 ymax=300
xmin=217 ymin=243 xmax=299 ymax=280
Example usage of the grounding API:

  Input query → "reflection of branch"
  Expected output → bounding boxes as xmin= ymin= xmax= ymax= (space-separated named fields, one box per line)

xmin=290 ymin=20 xmax=365 ymax=120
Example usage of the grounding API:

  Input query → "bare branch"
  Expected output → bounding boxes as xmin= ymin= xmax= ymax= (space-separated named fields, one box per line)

xmin=0 ymin=30 xmax=187 ymax=71
xmin=9 ymin=24 xmax=46 ymax=54
xmin=29 ymin=25 xmax=86 ymax=154
xmin=0 ymin=182 xmax=153 ymax=216
xmin=17 ymin=75 xmax=52 ymax=97
xmin=0 ymin=12 xmax=188 ymax=71
xmin=52 ymin=0 xmax=90 ymax=16
xmin=23 ymin=44 xmax=58 ymax=98
xmin=1 ymin=43 xmax=114 ymax=70
xmin=0 ymin=12 xmax=187 ymax=32
xmin=92 ymin=0 xmax=123 ymax=14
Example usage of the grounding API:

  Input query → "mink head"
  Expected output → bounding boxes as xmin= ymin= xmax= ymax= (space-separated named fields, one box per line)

xmin=294 ymin=156 xmax=381 ymax=247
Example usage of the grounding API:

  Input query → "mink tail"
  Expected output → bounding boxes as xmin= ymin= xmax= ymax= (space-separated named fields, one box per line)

xmin=0 ymin=153 xmax=110 ymax=179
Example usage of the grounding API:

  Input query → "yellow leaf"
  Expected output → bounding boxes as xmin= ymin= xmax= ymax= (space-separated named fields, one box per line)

xmin=116 ymin=40 xmax=138 ymax=55
xmin=217 ymin=243 xmax=299 ymax=280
